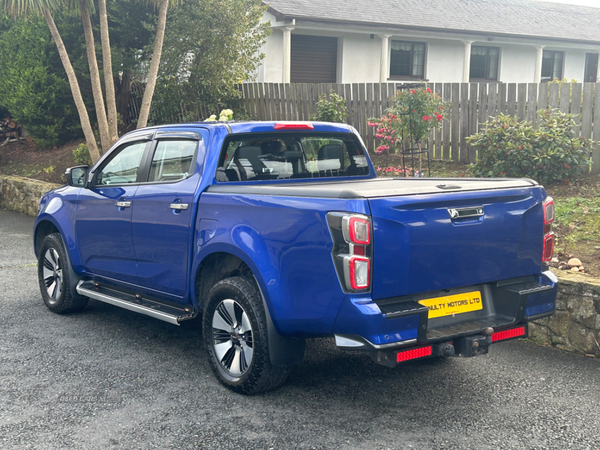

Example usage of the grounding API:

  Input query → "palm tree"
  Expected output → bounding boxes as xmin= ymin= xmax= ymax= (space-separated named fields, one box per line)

xmin=2 ymin=0 xmax=102 ymax=163
xmin=98 ymin=0 xmax=118 ymax=143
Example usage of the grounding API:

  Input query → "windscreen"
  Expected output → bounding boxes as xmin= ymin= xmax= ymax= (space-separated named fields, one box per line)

xmin=216 ymin=132 xmax=370 ymax=182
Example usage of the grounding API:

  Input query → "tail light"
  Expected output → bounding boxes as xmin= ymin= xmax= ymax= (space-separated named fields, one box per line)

xmin=327 ymin=212 xmax=373 ymax=292
xmin=542 ymin=197 xmax=555 ymax=262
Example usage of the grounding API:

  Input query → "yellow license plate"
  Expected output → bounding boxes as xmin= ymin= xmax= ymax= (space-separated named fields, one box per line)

xmin=418 ymin=291 xmax=483 ymax=319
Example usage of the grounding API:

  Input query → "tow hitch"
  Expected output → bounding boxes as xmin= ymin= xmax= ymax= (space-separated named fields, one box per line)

xmin=368 ymin=324 xmax=528 ymax=367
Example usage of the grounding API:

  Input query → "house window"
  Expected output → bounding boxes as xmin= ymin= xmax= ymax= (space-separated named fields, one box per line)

xmin=584 ymin=53 xmax=598 ymax=83
xmin=469 ymin=46 xmax=499 ymax=81
xmin=389 ymin=41 xmax=426 ymax=79
xmin=541 ymin=51 xmax=564 ymax=82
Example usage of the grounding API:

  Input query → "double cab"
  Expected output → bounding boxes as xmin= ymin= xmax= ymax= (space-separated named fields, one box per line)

xmin=34 ymin=121 xmax=558 ymax=394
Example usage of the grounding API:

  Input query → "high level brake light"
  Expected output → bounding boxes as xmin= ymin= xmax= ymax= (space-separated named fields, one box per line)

xmin=542 ymin=197 xmax=555 ymax=262
xmin=327 ymin=212 xmax=373 ymax=292
xmin=274 ymin=122 xmax=314 ymax=130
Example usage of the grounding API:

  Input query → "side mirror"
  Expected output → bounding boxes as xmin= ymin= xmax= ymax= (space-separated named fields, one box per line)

xmin=65 ymin=165 xmax=89 ymax=188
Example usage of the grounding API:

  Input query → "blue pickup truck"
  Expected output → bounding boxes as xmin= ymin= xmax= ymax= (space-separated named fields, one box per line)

xmin=33 ymin=121 xmax=558 ymax=394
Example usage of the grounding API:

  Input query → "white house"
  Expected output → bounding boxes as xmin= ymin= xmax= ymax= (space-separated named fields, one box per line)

xmin=258 ymin=0 xmax=600 ymax=84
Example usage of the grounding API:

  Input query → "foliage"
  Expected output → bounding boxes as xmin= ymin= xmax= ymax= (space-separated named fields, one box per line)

xmin=468 ymin=110 xmax=592 ymax=183
xmin=368 ymin=87 xmax=447 ymax=154
xmin=0 ymin=17 xmax=81 ymax=148
xmin=204 ymin=109 xmax=234 ymax=122
xmin=149 ymin=0 xmax=270 ymax=124
xmin=73 ymin=143 xmax=92 ymax=166
xmin=311 ymin=91 xmax=348 ymax=123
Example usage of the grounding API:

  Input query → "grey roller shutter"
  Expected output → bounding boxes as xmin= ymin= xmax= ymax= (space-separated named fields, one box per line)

xmin=291 ymin=35 xmax=337 ymax=83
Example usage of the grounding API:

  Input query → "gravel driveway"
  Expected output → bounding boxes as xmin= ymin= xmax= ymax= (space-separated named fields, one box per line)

xmin=1 ymin=209 xmax=599 ymax=450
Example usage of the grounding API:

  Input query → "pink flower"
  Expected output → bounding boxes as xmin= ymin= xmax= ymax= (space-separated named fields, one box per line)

xmin=376 ymin=167 xmax=382 ymax=171
xmin=423 ymin=116 xmax=431 ymax=122
xmin=385 ymin=167 xmax=392 ymax=172
xmin=411 ymin=90 xmax=416 ymax=94
xmin=426 ymin=88 xmax=432 ymax=93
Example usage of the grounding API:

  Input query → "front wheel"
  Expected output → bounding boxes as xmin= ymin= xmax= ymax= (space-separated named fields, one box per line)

xmin=202 ymin=277 xmax=289 ymax=394
xmin=37 ymin=233 xmax=88 ymax=314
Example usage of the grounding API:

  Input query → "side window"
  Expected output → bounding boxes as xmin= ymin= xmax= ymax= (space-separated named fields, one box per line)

xmin=97 ymin=141 xmax=147 ymax=186
xmin=148 ymin=140 xmax=197 ymax=182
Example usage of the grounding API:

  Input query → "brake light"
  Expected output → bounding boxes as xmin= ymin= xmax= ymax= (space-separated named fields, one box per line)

xmin=397 ymin=346 xmax=433 ymax=362
xmin=274 ymin=122 xmax=314 ymax=130
xmin=343 ymin=216 xmax=370 ymax=245
xmin=543 ymin=197 xmax=555 ymax=225
xmin=542 ymin=197 xmax=555 ymax=261
xmin=543 ymin=232 xmax=555 ymax=262
xmin=347 ymin=256 xmax=370 ymax=290
xmin=492 ymin=326 xmax=526 ymax=342
xmin=327 ymin=212 xmax=373 ymax=292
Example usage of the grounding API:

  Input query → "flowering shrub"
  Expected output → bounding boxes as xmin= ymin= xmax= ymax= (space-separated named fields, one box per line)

xmin=375 ymin=165 xmax=411 ymax=176
xmin=468 ymin=110 xmax=592 ymax=183
xmin=368 ymin=86 xmax=447 ymax=154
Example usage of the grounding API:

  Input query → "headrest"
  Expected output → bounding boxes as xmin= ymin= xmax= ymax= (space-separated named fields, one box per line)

xmin=318 ymin=144 xmax=344 ymax=160
xmin=234 ymin=146 xmax=262 ymax=159
xmin=261 ymin=140 xmax=283 ymax=154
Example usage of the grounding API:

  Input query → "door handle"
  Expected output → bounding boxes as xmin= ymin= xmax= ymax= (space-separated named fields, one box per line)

xmin=116 ymin=201 xmax=132 ymax=208
xmin=170 ymin=203 xmax=189 ymax=210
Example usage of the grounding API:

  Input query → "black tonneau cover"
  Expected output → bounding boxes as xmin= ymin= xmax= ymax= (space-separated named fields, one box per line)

xmin=207 ymin=177 xmax=538 ymax=199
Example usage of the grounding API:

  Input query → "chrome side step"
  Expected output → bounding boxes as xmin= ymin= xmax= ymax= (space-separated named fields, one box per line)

xmin=76 ymin=281 xmax=195 ymax=326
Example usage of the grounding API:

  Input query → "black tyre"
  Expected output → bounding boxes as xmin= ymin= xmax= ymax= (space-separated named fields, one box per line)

xmin=202 ymin=276 xmax=289 ymax=394
xmin=37 ymin=233 xmax=88 ymax=314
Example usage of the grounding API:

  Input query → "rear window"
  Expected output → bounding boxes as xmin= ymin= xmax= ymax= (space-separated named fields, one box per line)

xmin=215 ymin=132 xmax=370 ymax=182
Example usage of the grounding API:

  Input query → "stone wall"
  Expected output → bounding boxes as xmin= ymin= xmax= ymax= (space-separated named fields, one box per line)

xmin=0 ymin=176 xmax=60 ymax=217
xmin=530 ymin=271 xmax=600 ymax=357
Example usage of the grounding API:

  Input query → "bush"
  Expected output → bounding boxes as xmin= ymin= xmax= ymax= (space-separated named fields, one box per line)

xmin=312 ymin=91 xmax=348 ymax=123
xmin=0 ymin=17 xmax=81 ymax=148
xmin=468 ymin=110 xmax=592 ymax=183
xmin=73 ymin=143 xmax=92 ymax=166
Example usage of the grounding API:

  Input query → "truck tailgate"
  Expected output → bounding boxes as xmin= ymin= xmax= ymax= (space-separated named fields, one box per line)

xmin=369 ymin=185 xmax=547 ymax=300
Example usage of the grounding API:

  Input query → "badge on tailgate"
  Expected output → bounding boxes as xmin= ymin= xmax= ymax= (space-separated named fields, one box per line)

xmin=418 ymin=291 xmax=483 ymax=319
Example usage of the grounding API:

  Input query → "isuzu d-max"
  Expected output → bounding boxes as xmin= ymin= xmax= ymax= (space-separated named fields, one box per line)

xmin=33 ymin=121 xmax=558 ymax=394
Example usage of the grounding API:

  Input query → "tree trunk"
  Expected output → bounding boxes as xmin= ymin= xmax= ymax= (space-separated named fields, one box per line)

xmin=98 ymin=0 xmax=119 ymax=143
xmin=79 ymin=0 xmax=111 ymax=152
xmin=137 ymin=0 xmax=169 ymax=129
xmin=116 ymin=72 xmax=132 ymax=133
xmin=43 ymin=9 xmax=101 ymax=164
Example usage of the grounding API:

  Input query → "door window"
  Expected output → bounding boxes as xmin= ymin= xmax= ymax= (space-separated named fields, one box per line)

xmin=96 ymin=141 xmax=147 ymax=186
xmin=148 ymin=140 xmax=197 ymax=182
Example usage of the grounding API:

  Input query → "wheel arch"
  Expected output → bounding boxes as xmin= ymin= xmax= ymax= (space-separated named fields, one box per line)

xmin=34 ymin=216 xmax=84 ymax=300
xmin=193 ymin=248 xmax=305 ymax=367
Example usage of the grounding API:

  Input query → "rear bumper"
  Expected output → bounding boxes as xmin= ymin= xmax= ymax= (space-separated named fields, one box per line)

xmin=332 ymin=271 xmax=557 ymax=359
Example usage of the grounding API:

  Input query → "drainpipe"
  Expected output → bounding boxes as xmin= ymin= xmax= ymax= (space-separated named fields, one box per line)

xmin=379 ymin=34 xmax=392 ymax=83
xmin=462 ymin=40 xmax=474 ymax=83
xmin=534 ymin=45 xmax=545 ymax=83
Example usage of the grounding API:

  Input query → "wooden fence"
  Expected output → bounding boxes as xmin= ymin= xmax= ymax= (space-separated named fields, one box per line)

xmin=239 ymin=82 xmax=600 ymax=173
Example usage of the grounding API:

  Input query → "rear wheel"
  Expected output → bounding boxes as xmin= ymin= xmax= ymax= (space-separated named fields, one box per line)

xmin=37 ymin=233 xmax=88 ymax=314
xmin=202 ymin=276 xmax=289 ymax=394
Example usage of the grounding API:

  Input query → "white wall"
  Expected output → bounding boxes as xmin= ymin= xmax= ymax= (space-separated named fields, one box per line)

xmin=497 ymin=44 xmax=537 ymax=83
xmin=563 ymin=49 xmax=587 ymax=82
xmin=425 ymin=39 xmax=464 ymax=82
xmin=340 ymin=35 xmax=381 ymax=83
